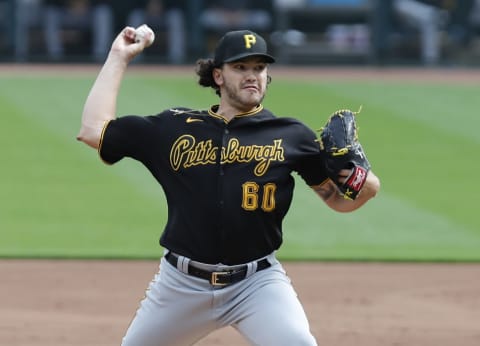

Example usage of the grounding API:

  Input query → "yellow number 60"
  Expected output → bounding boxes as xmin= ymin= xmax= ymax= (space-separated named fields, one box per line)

xmin=242 ymin=182 xmax=277 ymax=212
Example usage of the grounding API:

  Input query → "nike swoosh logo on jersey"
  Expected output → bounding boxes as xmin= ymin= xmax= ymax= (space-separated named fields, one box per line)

xmin=186 ymin=117 xmax=204 ymax=123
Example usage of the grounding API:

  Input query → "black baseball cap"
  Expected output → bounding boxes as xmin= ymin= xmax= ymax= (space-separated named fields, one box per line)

xmin=213 ymin=30 xmax=276 ymax=66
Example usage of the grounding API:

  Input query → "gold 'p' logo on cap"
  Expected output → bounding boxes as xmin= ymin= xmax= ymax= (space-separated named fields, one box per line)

xmin=244 ymin=34 xmax=256 ymax=49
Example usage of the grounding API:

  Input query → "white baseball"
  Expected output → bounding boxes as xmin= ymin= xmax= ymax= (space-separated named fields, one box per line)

xmin=135 ymin=24 xmax=155 ymax=47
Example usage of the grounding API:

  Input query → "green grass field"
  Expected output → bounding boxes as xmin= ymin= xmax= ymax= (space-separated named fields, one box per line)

xmin=1 ymin=67 xmax=479 ymax=261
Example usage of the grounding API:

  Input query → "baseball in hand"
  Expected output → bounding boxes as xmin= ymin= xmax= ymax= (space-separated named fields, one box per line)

xmin=134 ymin=24 xmax=155 ymax=47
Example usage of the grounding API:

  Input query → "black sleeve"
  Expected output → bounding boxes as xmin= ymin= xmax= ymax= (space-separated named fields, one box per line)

xmin=296 ymin=151 xmax=329 ymax=187
xmin=292 ymin=124 xmax=329 ymax=186
xmin=99 ymin=115 xmax=157 ymax=164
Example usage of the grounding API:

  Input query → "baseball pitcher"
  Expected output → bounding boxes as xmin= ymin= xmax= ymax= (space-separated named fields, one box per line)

xmin=77 ymin=26 xmax=380 ymax=345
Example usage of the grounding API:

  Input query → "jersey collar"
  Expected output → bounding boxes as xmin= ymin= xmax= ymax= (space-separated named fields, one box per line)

xmin=208 ymin=104 xmax=263 ymax=122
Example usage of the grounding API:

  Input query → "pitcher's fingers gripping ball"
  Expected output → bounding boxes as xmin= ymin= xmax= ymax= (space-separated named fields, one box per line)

xmin=318 ymin=109 xmax=371 ymax=200
xmin=134 ymin=24 xmax=155 ymax=47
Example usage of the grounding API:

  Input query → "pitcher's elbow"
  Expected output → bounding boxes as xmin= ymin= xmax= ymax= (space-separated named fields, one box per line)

xmin=76 ymin=127 xmax=100 ymax=149
xmin=371 ymin=176 xmax=381 ymax=197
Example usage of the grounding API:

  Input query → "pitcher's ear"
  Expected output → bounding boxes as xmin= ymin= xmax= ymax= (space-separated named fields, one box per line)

xmin=213 ymin=68 xmax=223 ymax=86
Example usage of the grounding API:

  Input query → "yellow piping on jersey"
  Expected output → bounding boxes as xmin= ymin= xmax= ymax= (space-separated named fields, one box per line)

xmin=98 ymin=119 xmax=114 ymax=165
xmin=208 ymin=104 xmax=264 ymax=122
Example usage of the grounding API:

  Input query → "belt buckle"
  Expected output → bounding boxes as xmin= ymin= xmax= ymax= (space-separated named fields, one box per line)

xmin=210 ymin=271 xmax=229 ymax=286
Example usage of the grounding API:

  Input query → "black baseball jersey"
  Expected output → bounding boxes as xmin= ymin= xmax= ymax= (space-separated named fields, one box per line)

xmin=99 ymin=105 xmax=328 ymax=264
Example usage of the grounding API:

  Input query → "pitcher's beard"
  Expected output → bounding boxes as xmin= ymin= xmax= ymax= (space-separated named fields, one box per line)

xmin=224 ymin=84 xmax=265 ymax=112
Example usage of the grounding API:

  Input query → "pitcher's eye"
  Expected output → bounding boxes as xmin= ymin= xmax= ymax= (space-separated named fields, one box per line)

xmin=233 ymin=63 xmax=246 ymax=70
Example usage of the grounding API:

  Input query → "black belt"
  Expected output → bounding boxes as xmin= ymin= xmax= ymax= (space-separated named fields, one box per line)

xmin=165 ymin=252 xmax=271 ymax=287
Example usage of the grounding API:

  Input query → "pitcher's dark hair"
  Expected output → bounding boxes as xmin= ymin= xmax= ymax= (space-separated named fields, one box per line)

xmin=196 ymin=58 xmax=220 ymax=97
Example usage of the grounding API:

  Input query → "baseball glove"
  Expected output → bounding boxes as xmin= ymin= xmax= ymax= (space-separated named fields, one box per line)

xmin=318 ymin=109 xmax=371 ymax=200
